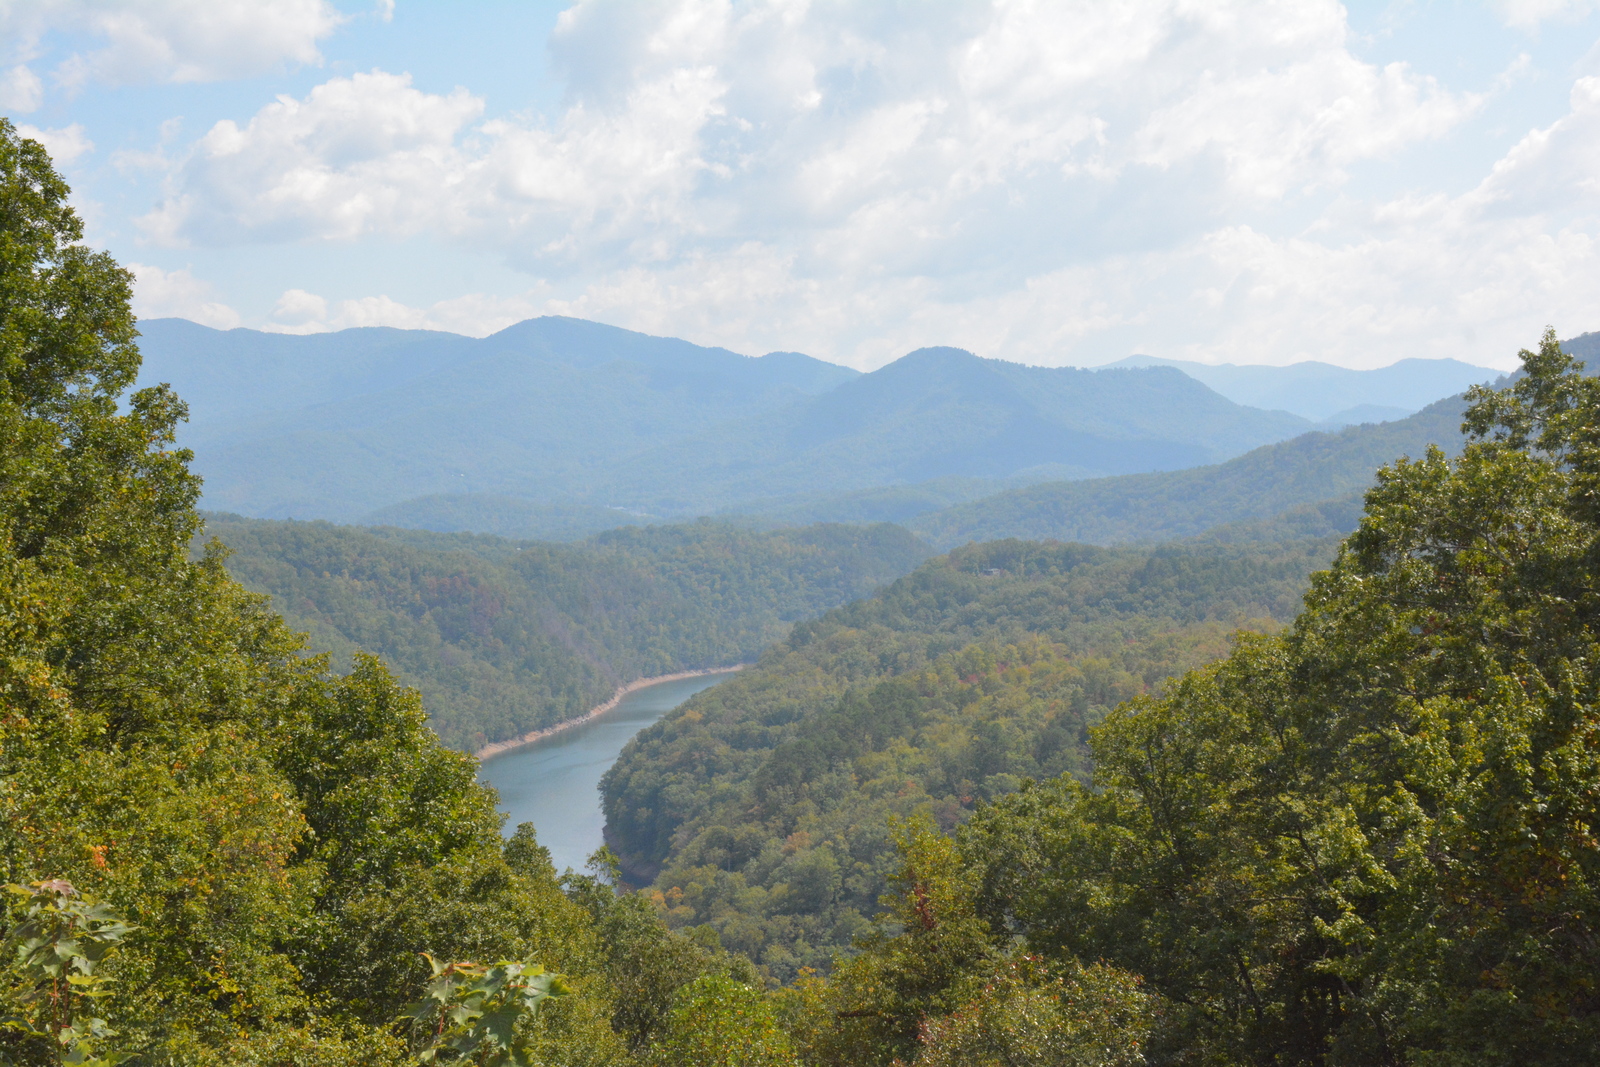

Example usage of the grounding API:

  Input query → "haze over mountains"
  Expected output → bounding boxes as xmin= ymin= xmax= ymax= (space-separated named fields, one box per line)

xmin=138 ymin=314 xmax=1508 ymax=543
xmin=142 ymin=316 xmax=1307 ymax=520
xmin=910 ymin=393 xmax=1470 ymax=548
xmin=1104 ymin=354 xmax=1497 ymax=422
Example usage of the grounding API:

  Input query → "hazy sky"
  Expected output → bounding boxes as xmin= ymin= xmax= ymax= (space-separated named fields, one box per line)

xmin=5 ymin=1 xmax=1600 ymax=370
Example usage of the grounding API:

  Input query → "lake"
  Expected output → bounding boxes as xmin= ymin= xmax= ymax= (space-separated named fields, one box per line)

xmin=477 ymin=671 xmax=736 ymax=873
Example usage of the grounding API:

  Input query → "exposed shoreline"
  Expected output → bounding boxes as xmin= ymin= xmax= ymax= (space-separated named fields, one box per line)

xmin=474 ymin=665 xmax=748 ymax=762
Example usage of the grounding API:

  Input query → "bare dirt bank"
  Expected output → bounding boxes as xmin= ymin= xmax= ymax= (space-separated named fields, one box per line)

xmin=474 ymin=665 xmax=747 ymax=761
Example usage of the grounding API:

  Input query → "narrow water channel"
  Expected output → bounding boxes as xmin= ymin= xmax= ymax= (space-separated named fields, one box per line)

xmin=477 ymin=672 xmax=735 ymax=874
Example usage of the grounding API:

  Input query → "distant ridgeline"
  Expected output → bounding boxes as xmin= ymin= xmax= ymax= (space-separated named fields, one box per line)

xmin=599 ymin=532 xmax=1341 ymax=980
xmin=908 ymin=391 xmax=1470 ymax=547
xmin=144 ymin=315 xmax=1413 ymax=530
xmin=200 ymin=516 xmax=931 ymax=751
xmin=136 ymin=315 xmax=1558 ymax=546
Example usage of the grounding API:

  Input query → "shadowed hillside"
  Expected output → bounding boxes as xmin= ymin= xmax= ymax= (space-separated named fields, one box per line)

xmin=910 ymin=393 xmax=1469 ymax=548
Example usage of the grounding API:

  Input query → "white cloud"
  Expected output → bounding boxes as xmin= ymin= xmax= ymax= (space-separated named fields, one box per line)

xmin=262 ymin=287 xmax=544 ymax=337
xmin=17 ymin=122 xmax=92 ymax=164
xmin=0 ymin=0 xmax=343 ymax=89
xmin=129 ymin=263 xmax=241 ymax=329
xmin=140 ymin=70 xmax=484 ymax=245
xmin=270 ymin=287 xmax=328 ymax=327
xmin=145 ymin=1 xmax=1479 ymax=257
xmin=1135 ymin=54 xmax=1479 ymax=198
xmin=0 ymin=64 xmax=42 ymax=111
xmin=1473 ymin=76 xmax=1600 ymax=212
xmin=1494 ymin=0 xmax=1600 ymax=30
xmin=131 ymin=0 xmax=1600 ymax=370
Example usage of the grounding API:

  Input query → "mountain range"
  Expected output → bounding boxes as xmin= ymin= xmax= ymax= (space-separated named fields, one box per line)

xmin=136 ymin=315 xmax=1504 ymax=535
xmin=909 ymin=393 xmax=1469 ymax=547
xmin=1102 ymin=353 xmax=1497 ymax=422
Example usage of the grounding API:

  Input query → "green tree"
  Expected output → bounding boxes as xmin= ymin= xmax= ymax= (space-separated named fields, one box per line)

xmin=810 ymin=819 xmax=1000 ymax=1067
xmin=0 ymin=881 xmax=135 ymax=1066
xmin=400 ymin=954 xmax=569 ymax=1066
xmin=645 ymin=975 xmax=796 ymax=1067
xmin=963 ymin=330 xmax=1600 ymax=1065
xmin=562 ymin=847 xmax=757 ymax=1055
xmin=0 ymin=117 xmax=624 ymax=1067
xmin=912 ymin=955 xmax=1152 ymax=1067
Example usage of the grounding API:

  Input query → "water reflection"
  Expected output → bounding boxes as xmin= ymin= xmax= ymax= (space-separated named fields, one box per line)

xmin=477 ymin=672 xmax=734 ymax=874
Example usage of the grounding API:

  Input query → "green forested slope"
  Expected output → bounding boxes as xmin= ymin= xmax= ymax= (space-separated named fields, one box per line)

xmin=1 ymin=122 xmax=776 ymax=1067
xmin=359 ymin=492 xmax=664 ymax=541
xmin=600 ymin=535 xmax=1337 ymax=978
xmin=202 ymin=516 xmax=931 ymax=752
xmin=11 ymin=122 xmax=1598 ymax=1067
xmin=932 ymin=334 xmax=1600 ymax=1065
xmin=910 ymin=393 xmax=1469 ymax=547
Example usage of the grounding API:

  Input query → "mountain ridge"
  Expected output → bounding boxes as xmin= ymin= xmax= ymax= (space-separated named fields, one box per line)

xmin=909 ymin=392 xmax=1472 ymax=548
xmin=1103 ymin=353 xmax=1499 ymax=420
xmin=137 ymin=317 xmax=1319 ymax=521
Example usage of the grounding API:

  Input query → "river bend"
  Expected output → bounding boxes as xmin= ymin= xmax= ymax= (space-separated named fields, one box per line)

xmin=477 ymin=672 xmax=734 ymax=874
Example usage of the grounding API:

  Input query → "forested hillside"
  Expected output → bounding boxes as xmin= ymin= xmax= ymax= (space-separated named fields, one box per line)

xmin=927 ymin=334 xmax=1600 ymax=1065
xmin=360 ymin=493 xmax=664 ymax=542
xmin=911 ymin=392 xmax=1470 ymax=547
xmin=202 ymin=516 xmax=930 ymax=751
xmin=601 ymin=535 xmax=1338 ymax=978
xmin=1 ymin=122 xmax=776 ymax=1066
xmin=7 ymin=125 xmax=1598 ymax=1067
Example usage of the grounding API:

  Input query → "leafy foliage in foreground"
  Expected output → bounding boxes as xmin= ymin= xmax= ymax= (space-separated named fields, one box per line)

xmin=0 ymin=119 xmax=763 ymax=1067
xmin=1 ymin=881 xmax=137 ymax=1066
xmin=779 ymin=820 xmax=1154 ymax=1067
xmin=400 ymin=955 xmax=570 ymax=1066
xmin=951 ymin=332 xmax=1600 ymax=1064
xmin=602 ymin=535 xmax=1335 ymax=979
xmin=202 ymin=515 xmax=930 ymax=751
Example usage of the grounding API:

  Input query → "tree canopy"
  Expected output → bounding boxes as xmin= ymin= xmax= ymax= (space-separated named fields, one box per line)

xmin=956 ymin=330 xmax=1600 ymax=1064
xmin=0 ymin=115 xmax=739 ymax=1067
xmin=4 ymin=118 xmax=1596 ymax=1067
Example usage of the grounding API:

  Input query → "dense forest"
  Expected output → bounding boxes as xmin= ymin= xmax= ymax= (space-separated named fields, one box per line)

xmin=600 ymin=535 xmax=1339 ymax=977
xmin=4 ymin=122 xmax=1597 ymax=1065
xmin=199 ymin=515 xmax=928 ymax=751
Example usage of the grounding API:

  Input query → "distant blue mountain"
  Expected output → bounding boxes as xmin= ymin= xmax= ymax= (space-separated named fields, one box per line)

xmin=1564 ymin=330 xmax=1600 ymax=366
xmin=136 ymin=316 xmax=859 ymax=519
xmin=1103 ymin=354 xmax=1499 ymax=421
xmin=138 ymin=316 xmax=855 ymax=452
xmin=909 ymin=392 xmax=1475 ymax=548
xmin=601 ymin=347 xmax=1311 ymax=510
xmin=135 ymin=318 xmax=1315 ymax=523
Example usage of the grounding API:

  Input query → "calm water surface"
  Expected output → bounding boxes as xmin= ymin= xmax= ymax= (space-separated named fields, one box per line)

xmin=478 ymin=672 xmax=735 ymax=873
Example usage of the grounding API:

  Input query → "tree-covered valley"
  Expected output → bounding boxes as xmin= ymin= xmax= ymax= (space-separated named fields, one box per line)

xmin=197 ymin=515 xmax=929 ymax=752
xmin=4 ymin=120 xmax=1598 ymax=1067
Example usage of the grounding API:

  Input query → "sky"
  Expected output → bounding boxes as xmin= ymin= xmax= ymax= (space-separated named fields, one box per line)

xmin=4 ymin=1 xmax=1600 ymax=371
